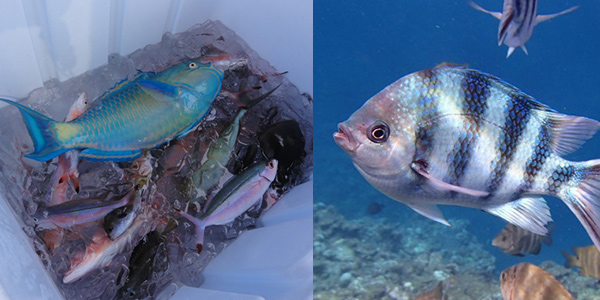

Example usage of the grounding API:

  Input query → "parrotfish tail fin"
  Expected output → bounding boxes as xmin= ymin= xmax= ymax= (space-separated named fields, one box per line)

xmin=561 ymin=250 xmax=577 ymax=268
xmin=535 ymin=6 xmax=579 ymax=25
xmin=0 ymin=98 xmax=65 ymax=161
xmin=177 ymin=210 xmax=206 ymax=253
xmin=560 ymin=159 xmax=600 ymax=252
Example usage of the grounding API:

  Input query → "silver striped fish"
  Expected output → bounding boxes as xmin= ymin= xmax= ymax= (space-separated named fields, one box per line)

xmin=492 ymin=223 xmax=552 ymax=256
xmin=470 ymin=0 xmax=578 ymax=58
xmin=334 ymin=63 xmax=600 ymax=252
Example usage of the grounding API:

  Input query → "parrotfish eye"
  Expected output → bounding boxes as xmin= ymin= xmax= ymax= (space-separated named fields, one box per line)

xmin=368 ymin=123 xmax=389 ymax=143
xmin=188 ymin=62 xmax=198 ymax=69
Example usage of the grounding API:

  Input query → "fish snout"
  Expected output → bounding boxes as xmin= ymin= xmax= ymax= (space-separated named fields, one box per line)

xmin=333 ymin=123 xmax=358 ymax=153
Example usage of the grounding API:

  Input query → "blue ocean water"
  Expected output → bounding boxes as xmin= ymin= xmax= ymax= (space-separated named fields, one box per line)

xmin=315 ymin=0 xmax=600 ymax=278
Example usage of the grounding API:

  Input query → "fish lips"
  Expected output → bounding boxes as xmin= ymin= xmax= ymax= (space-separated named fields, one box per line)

xmin=333 ymin=123 xmax=359 ymax=154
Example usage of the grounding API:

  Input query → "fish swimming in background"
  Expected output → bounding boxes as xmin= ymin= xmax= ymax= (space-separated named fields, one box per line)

xmin=492 ymin=223 xmax=552 ymax=256
xmin=415 ymin=280 xmax=449 ymax=300
xmin=179 ymin=159 xmax=278 ymax=253
xmin=470 ymin=0 xmax=578 ymax=58
xmin=500 ymin=263 xmax=573 ymax=300
xmin=49 ymin=92 xmax=89 ymax=205
xmin=334 ymin=63 xmax=600 ymax=252
xmin=562 ymin=245 xmax=600 ymax=279
xmin=0 ymin=61 xmax=223 ymax=162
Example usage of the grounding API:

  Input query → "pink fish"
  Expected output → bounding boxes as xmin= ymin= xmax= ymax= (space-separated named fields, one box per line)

xmin=179 ymin=159 xmax=278 ymax=253
xmin=49 ymin=92 xmax=88 ymax=205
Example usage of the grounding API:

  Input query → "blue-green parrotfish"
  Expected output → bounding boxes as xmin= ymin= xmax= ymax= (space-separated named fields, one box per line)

xmin=0 ymin=61 xmax=223 ymax=161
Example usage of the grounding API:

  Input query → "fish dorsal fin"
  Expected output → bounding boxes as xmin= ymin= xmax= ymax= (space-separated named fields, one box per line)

xmin=406 ymin=203 xmax=451 ymax=226
xmin=137 ymin=80 xmax=181 ymax=101
xmin=411 ymin=161 xmax=489 ymax=197
xmin=434 ymin=62 xmax=468 ymax=70
xmin=535 ymin=6 xmax=579 ymax=25
xmin=483 ymin=197 xmax=551 ymax=235
xmin=546 ymin=113 xmax=600 ymax=156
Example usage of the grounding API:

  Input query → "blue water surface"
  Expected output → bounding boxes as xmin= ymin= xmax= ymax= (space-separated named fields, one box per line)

xmin=315 ymin=0 xmax=600 ymax=275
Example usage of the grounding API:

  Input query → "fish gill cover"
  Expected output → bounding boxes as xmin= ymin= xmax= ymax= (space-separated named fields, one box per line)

xmin=0 ymin=20 xmax=312 ymax=300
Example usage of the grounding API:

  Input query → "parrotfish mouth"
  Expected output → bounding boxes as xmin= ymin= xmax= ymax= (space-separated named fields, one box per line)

xmin=333 ymin=123 xmax=358 ymax=153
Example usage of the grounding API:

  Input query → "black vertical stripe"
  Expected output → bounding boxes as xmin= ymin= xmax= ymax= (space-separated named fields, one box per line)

xmin=413 ymin=69 xmax=439 ymax=162
xmin=519 ymin=118 xmax=550 ymax=193
xmin=485 ymin=94 xmax=533 ymax=196
xmin=546 ymin=164 xmax=575 ymax=195
xmin=446 ymin=71 xmax=490 ymax=187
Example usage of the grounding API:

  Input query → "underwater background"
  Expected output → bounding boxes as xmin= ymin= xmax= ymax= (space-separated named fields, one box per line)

xmin=314 ymin=0 xmax=600 ymax=298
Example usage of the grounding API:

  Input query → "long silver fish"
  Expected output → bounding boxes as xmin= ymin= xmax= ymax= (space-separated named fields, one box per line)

xmin=179 ymin=159 xmax=278 ymax=253
xmin=470 ymin=0 xmax=578 ymax=58
xmin=334 ymin=63 xmax=600 ymax=251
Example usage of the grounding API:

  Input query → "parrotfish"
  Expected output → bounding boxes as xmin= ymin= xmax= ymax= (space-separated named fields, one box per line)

xmin=492 ymin=223 xmax=552 ymax=256
xmin=179 ymin=159 xmax=278 ymax=253
xmin=33 ymin=189 xmax=135 ymax=229
xmin=0 ymin=61 xmax=223 ymax=162
xmin=49 ymin=92 xmax=89 ymax=205
xmin=562 ymin=245 xmax=600 ymax=279
xmin=470 ymin=0 xmax=578 ymax=58
xmin=334 ymin=64 xmax=600 ymax=252
xmin=500 ymin=263 xmax=573 ymax=300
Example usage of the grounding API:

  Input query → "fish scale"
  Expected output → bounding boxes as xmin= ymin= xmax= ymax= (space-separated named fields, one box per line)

xmin=335 ymin=64 xmax=600 ymax=251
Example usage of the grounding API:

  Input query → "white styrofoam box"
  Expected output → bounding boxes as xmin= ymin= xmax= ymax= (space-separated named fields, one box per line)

xmin=0 ymin=0 xmax=312 ymax=102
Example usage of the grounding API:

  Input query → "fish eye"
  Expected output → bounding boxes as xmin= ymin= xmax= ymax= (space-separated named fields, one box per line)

xmin=501 ymin=272 xmax=506 ymax=281
xmin=368 ymin=123 xmax=389 ymax=143
xmin=268 ymin=161 xmax=275 ymax=169
xmin=188 ymin=62 xmax=198 ymax=69
xmin=33 ymin=217 xmax=38 ymax=223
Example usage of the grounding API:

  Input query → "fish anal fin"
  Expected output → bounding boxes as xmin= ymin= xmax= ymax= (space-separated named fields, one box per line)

xmin=535 ymin=6 xmax=579 ymax=25
xmin=79 ymin=149 xmax=142 ymax=161
xmin=411 ymin=161 xmax=489 ymax=197
xmin=138 ymin=80 xmax=181 ymax=101
xmin=407 ymin=203 xmax=450 ymax=226
xmin=483 ymin=197 xmax=551 ymax=235
xmin=469 ymin=1 xmax=502 ymax=20
xmin=547 ymin=113 xmax=600 ymax=156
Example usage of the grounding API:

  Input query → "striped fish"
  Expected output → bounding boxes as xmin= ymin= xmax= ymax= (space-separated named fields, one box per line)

xmin=334 ymin=63 xmax=600 ymax=252
xmin=501 ymin=263 xmax=573 ymax=300
xmin=492 ymin=223 xmax=552 ymax=256
xmin=0 ymin=61 xmax=223 ymax=162
xmin=470 ymin=0 xmax=578 ymax=58
xmin=562 ymin=245 xmax=600 ymax=279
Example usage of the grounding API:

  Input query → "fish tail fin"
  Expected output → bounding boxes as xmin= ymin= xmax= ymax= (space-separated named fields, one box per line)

xmin=561 ymin=250 xmax=578 ymax=268
xmin=177 ymin=210 xmax=206 ymax=253
xmin=559 ymin=159 xmax=600 ymax=252
xmin=0 ymin=98 xmax=66 ymax=161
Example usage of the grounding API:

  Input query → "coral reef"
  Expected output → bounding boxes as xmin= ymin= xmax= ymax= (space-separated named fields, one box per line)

xmin=314 ymin=202 xmax=600 ymax=300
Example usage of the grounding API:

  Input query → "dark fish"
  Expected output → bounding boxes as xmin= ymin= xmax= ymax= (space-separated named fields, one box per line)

xmin=492 ymin=223 xmax=552 ymax=256
xmin=470 ymin=0 xmax=578 ymax=57
xmin=562 ymin=245 xmax=600 ymax=279
xmin=500 ymin=263 xmax=573 ymax=300
xmin=415 ymin=281 xmax=448 ymax=300
xmin=366 ymin=202 xmax=384 ymax=215
xmin=334 ymin=63 xmax=600 ymax=252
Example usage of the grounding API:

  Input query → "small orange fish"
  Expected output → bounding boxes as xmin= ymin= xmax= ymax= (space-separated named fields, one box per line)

xmin=500 ymin=263 xmax=573 ymax=300
xmin=415 ymin=281 xmax=448 ymax=300
xmin=562 ymin=245 xmax=600 ymax=279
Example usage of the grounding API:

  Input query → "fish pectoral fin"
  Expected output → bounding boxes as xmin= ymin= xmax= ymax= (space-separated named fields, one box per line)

xmin=535 ymin=6 xmax=579 ymax=25
xmin=483 ymin=197 xmax=552 ymax=235
xmin=411 ymin=161 xmax=489 ymax=197
xmin=469 ymin=1 xmax=502 ymax=20
xmin=79 ymin=149 xmax=142 ymax=161
xmin=137 ymin=80 xmax=181 ymax=101
xmin=406 ymin=203 xmax=451 ymax=226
